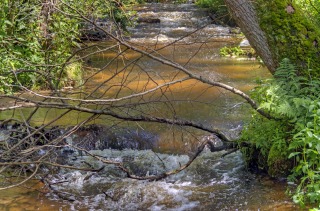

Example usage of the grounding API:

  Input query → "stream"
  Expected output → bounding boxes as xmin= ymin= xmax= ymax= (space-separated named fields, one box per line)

xmin=0 ymin=2 xmax=299 ymax=210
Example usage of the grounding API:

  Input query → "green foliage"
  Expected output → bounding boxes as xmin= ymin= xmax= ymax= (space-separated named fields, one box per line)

xmin=0 ymin=0 xmax=140 ymax=93
xmin=240 ymin=58 xmax=320 ymax=206
xmin=0 ymin=0 xmax=82 ymax=92
xmin=219 ymin=46 xmax=256 ymax=58
xmin=0 ymin=0 xmax=44 ymax=93
xmin=295 ymin=0 xmax=320 ymax=26
xmin=288 ymin=100 xmax=320 ymax=206
xmin=195 ymin=0 xmax=234 ymax=25
xmin=105 ymin=0 xmax=139 ymax=29
xmin=196 ymin=0 xmax=224 ymax=9
xmin=255 ymin=0 xmax=320 ymax=77
xmin=219 ymin=46 xmax=244 ymax=57
xmin=267 ymin=137 xmax=293 ymax=177
xmin=62 ymin=62 xmax=83 ymax=88
xmin=240 ymin=113 xmax=290 ymax=177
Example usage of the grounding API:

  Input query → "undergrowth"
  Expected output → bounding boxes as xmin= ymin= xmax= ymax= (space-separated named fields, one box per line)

xmin=240 ymin=58 xmax=320 ymax=207
xmin=219 ymin=46 xmax=256 ymax=58
xmin=195 ymin=0 xmax=235 ymax=26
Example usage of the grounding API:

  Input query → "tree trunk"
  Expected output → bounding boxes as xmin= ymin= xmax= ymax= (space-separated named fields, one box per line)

xmin=224 ymin=0 xmax=277 ymax=73
xmin=40 ymin=0 xmax=59 ymax=50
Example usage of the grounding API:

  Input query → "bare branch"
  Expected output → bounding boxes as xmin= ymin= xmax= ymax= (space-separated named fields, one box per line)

xmin=61 ymin=1 xmax=274 ymax=120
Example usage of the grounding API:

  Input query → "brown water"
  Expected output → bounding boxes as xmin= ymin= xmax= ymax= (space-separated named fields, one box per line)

xmin=0 ymin=181 xmax=66 ymax=211
xmin=0 ymin=3 xmax=300 ymax=210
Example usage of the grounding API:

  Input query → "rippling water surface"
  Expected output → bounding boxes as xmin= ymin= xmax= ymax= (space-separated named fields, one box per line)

xmin=0 ymin=2 xmax=299 ymax=210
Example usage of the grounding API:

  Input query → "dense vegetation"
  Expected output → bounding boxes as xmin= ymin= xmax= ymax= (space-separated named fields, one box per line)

xmin=196 ymin=0 xmax=234 ymax=25
xmin=0 ymin=0 xmax=139 ymax=93
xmin=241 ymin=59 xmax=320 ymax=206
xmin=240 ymin=0 xmax=320 ymax=207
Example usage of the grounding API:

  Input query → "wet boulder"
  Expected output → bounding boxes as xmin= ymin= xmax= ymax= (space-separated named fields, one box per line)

xmin=67 ymin=124 xmax=159 ymax=151
xmin=137 ymin=17 xmax=160 ymax=24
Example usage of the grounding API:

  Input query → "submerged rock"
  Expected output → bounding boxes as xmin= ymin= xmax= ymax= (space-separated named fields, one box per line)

xmin=137 ymin=17 xmax=161 ymax=24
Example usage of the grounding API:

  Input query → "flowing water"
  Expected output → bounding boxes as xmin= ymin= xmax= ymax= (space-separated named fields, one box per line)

xmin=0 ymin=3 xmax=300 ymax=210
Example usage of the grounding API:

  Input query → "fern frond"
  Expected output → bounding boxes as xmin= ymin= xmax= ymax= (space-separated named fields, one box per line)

xmin=274 ymin=58 xmax=297 ymax=82
xmin=277 ymin=101 xmax=295 ymax=118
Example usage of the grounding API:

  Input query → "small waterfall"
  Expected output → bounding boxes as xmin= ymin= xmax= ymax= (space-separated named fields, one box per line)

xmin=128 ymin=3 xmax=231 ymax=43
xmin=48 ymin=149 xmax=253 ymax=210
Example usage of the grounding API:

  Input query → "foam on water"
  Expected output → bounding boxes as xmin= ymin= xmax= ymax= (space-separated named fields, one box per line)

xmin=46 ymin=148 xmax=258 ymax=210
xmin=75 ymin=180 xmax=200 ymax=210
xmin=129 ymin=35 xmax=177 ymax=43
xmin=127 ymin=3 xmax=232 ymax=44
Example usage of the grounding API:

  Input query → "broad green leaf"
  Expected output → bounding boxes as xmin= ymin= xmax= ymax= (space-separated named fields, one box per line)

xmin=289 ymin=152 xmax=301 ymax=158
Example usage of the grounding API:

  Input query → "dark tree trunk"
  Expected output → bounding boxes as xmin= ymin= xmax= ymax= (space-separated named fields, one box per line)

xmin=224 ymin=0 xmax=277 ymax=73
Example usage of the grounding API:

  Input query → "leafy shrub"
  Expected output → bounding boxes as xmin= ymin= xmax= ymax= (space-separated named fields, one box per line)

xmin=296 ymin=0 xmax=320 ymax=26
xmin=62 ymin=62 xmax=83 ymax=88
xmin=195 ymin=0 xmax=235 ymax=25
xmin=219 ymin=46 xmax=245 ymax=57
xmin=219 ymin=46 xmax=256 ymax=58
xmin=240 ymin=58 xmax=320 ymax=207
xmin=0 ymin=0 xmax=141 ymax=93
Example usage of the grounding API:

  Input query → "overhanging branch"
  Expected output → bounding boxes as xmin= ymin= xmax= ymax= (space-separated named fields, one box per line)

xmin=0 ymin=95 xmax=232 ymax=142
xmin=61 ymin=1 xmax=275 ymax=120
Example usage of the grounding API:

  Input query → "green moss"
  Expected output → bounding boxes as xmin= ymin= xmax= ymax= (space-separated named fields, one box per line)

xmin=240 ymin=145 xmax=268 ymax=173
xmin=267 ymin=140 xmax=292 ymax=177
xmin=255 ymin=0 xmax=320 ymax=76
xmin=239 ymin=112 xmax=293 ymax=177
